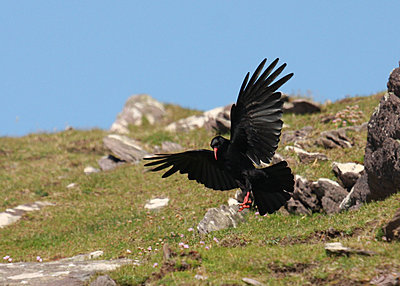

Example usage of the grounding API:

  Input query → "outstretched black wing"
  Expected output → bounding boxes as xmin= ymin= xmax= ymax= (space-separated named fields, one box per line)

xmin=144 ymin=150 xmax=238 ymax=191
xmin=229 ymin=58 xmax=293 ymax=165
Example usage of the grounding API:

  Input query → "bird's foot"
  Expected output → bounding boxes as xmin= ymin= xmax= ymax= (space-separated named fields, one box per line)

xmin=238 ymin=191 xmax=252 ymax=212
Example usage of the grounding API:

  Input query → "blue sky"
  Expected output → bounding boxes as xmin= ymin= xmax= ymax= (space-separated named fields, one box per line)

xmin=1 ymin=1 xmax=399 ymax=136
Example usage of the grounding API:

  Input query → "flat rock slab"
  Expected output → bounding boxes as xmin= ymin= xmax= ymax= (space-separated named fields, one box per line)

xmin=0 ymin=201 xmax=54 ymax=228
xmin=0 ymin=258 xmax=132 ymax=286
xmin=325 ymin=242 xmax=376 ymax=256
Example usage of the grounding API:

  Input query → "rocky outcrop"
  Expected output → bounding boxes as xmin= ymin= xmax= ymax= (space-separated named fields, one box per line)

xmin=283 ymin=99 xmax=321 ymax=114
xmin=363 ymin=91 xmax=400 ymax=201
xmin=332 ymin=162 xmax=364 ymax=189
xmin=110 ymin=94 xmax=166 ymax=134
xmin=103 ymin=134 xmax=148 ymax=163
xmin=165 ymin=105 xmax=232 ymax=133
xmin=197 ymin=205 xmax=248 ymax=234
xmin=346 ymin=63 xmax=400 ymax=208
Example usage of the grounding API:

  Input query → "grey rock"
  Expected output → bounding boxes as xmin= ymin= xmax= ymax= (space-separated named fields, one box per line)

xmin=286 ymin=198 xmax=311 ymax=215
xmin=84 ymin=166 xmax=101 ymax=174
xmin=197 ymin=204 xmax=248 ymax=234
xmin=97 ymin=155 xmax=126 ymax=171
xmin=292 ymin=175 xmax=319 ymax=212
xmin=153 ymin=141 xmax=183 ymax=153
xmin=90 ymin=275 xmax=117 ymax=286
xmin=110 ymin=94 xmax=166 ymax=134
xmin=285 ymin=146 xmax=328 ymax=164
xmin=383 ymin=207 xmax=400 ymax=242
xmin=332 ymin=162 xmax=364 ymax=189
xmin=283 ymin=99 xmax=321 ymax=114
xmin=281 ymin=126 xmax=313 ymax=145
xmin=311 ymin=179 xmax=348 ymax=214
xmin=342 ymin=172 xmax=369 ymax=211
xmin=205 ymin=104 xmax=233 ymax=133
xmin=166 ymin=105 xmax=232 ymax=132
xmin=317 ymin=128 xmax=352 ymax=149
xmin=103 ymin=134 xmax=148 ymax=163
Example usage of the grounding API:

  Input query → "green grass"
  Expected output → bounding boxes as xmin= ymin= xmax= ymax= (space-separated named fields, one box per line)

xmin=1 ymin=92 xmax=399 ymax=285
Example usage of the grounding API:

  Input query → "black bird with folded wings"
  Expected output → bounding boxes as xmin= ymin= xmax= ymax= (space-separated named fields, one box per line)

xmin=144 ymin=58 xmax=294 ymax=215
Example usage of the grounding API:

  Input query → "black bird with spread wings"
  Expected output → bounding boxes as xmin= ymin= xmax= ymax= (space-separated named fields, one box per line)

xmin=144 ymin=59 xmax=294 ymax=215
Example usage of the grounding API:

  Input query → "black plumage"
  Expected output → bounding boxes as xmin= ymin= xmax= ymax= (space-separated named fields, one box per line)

xmin=144 ymin=58 xmax=294 ymax=215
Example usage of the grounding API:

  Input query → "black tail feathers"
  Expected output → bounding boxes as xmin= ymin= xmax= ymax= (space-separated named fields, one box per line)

xmin=251 ymin=161 xmax=294 ymax=215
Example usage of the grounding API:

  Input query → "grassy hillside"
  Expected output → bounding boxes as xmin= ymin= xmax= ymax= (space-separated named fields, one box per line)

xmin=1 ymin=93 xmax=399 ymax=285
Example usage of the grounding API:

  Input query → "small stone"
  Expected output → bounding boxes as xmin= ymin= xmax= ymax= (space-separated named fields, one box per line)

xmin=144 ymin=198 xmax=169 ymax=210
xmin=195 ymin=274 xmax=208 ymax=280
xmin=66 ymin=183 xmax=77 ymax=189
xmin=84 ymin=166 xmax=100 ymax=174
xmin=242 ymin=277 xmax=266 ymax=286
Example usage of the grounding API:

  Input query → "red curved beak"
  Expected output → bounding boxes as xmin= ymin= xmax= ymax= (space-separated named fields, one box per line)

xmin=213 ymin=147 xmax=218 ymax=160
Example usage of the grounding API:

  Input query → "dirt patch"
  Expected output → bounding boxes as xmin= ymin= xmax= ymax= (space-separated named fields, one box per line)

xmin=65 ymin=139 xmax=106 ymax=155
xmin=268 ymin=262 xmax=314 ymax=278
xmin=220 ymin=235 xmax=250 ymax=247
xmin=272 ymin=227 xmax=364 ymax=246
xmin=309 ymin=273 xmax=367 ymax=286
xmin=146 ymin=250 xmax=202 ymax=284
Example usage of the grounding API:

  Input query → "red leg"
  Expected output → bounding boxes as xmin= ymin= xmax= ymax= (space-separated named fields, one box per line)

xmin=238 ymin=191 xmax=252 ymax=212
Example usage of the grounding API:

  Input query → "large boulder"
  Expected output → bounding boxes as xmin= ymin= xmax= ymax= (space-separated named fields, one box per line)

xmin=110 ymin=94 xmax=166 ymax=134
xmin=347 ymin=64 xmax=400 ymax=206
xmin=363 ymin=91 xmax=400 ymax=201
